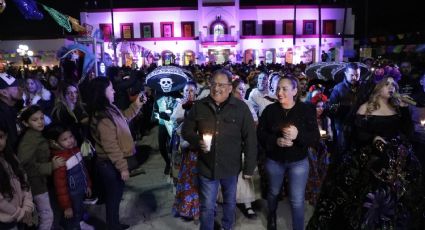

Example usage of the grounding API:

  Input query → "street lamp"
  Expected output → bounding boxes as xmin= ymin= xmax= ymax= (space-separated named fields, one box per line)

xmin=16 ymin=44 xmax=33 ymax=68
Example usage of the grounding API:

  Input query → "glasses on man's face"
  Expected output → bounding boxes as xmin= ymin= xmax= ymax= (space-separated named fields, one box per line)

xmin=211 ymin=82 xmax=231 ymax=88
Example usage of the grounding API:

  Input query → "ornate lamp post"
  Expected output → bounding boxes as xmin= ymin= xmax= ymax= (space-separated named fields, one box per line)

xmin=16 ymin=44 xmax=33 ymax=68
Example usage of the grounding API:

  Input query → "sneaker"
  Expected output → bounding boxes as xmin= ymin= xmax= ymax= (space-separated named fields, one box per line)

xmin=80 ymin=221 xmax=95 ymax=230
xmin=245 ymin=207 xmax=257 ymax=219
xmin=83 ymin=197 xmax=98 ymax=205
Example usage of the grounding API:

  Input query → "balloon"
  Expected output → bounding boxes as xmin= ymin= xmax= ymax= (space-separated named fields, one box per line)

xmin=12 ymin=0 xmax=43 ymax=20
xmin=0 ymin=0 xmax=6 ymax=14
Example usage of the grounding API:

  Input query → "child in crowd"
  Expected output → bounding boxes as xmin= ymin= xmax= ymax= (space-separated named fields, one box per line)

xmin=0 ymin=119 xmax=34 ymax=230
xmin=44 ymin=123 xmax=93 ymax=230
xmin=17 ymin=105 xmax=65 ymax=230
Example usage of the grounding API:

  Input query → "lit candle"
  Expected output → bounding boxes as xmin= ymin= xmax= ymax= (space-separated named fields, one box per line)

xmin=421 ymin=119 xmax=425 ymax=126
xmin=203 ymin=134 xmax=213 ymax=152
xmin=319 ymin=129 xmax=327 ymax=137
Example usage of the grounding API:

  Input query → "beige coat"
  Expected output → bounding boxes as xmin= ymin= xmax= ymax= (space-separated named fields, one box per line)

xmin=0 ymin=157 xmax=34 ymax=223
xmin=91 ymin=102 xmax=141 ymax=173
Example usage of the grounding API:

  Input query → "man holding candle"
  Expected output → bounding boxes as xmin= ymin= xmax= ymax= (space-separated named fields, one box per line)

xmin=182 ymin=69 xmax=257 ymax=230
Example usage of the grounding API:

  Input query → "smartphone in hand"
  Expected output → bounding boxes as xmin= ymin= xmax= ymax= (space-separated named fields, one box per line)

xmin=139 ymin=92 xmax=147 ymax=103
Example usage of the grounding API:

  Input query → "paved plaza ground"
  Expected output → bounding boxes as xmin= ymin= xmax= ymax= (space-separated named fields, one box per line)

xmin=86 ymin=127 xmax=314 ymax=230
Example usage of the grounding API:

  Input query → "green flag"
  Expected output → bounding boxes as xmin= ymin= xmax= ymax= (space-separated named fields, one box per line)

xmin=42 ymin=4 xmax=71 ymax=32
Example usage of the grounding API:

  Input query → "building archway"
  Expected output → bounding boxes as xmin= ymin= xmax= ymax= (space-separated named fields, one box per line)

xmin=183 ymin=50 xmax=195 ymax=66
xmin=161 ymin=50 xmax=175 ymax=65
xmin=209 ymin=16 xmax=228 ymax=35
xmin=244 ymin=49 xmax=257 ymax=64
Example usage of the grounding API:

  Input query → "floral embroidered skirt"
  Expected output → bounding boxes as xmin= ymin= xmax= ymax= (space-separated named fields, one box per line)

xmin=172 ymin=149 xmax=200 ymax=219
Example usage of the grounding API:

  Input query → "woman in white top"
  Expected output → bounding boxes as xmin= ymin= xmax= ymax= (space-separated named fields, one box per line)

xmin=229 ymin=79 xmax=258 ymax=219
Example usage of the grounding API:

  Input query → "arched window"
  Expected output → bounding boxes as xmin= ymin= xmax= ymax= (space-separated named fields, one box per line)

xmin=209 ymin=17 xmax=228 ymax=35
xmin=213 ymin=24 xmax=225 ymax=36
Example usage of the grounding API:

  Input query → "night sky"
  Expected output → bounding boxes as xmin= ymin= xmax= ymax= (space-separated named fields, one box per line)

xmin=0 ymin=0 xmax=423 ymax=41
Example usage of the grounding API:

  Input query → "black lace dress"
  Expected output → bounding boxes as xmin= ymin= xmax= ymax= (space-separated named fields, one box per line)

xmin=307 ymin=109 xmax=425 ymax=230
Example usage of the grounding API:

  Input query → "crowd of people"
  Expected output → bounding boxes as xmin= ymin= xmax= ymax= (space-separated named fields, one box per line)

xmin=0 ymin=57 xmax=424 ymax=230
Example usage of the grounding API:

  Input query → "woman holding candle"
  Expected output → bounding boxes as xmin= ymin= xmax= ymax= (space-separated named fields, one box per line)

xmin=171 ymin=81 xmax=201 ymax=222
xmin=257 ymin=75 xmax=320 ymax=230
xmin=307 ymin=76 xmax=425 ymax=229
xmin=305 ymin=92 xmax=333 ymax=206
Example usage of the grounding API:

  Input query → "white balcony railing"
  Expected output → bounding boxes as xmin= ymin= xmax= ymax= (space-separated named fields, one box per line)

xmin=200 ymin=34 xmax=237 ymax=42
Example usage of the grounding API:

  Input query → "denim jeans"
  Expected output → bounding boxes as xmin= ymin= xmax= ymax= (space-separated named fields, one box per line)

xmin=64 ymin=163 xmax=89 ymax=230
xmin=34 ymin=192 xmax=54 ymax=230
xmin=198 ymin=175 xmax=238 ymax=230
xmin=265 ymin=158 xmax=309 ymax=230
xmin=0 ymin=222 xmax=17 ymax=230
xmin=96 ymin=160 xmax=125 ymax=230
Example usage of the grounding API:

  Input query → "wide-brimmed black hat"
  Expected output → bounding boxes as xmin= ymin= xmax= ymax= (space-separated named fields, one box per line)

xmin=145 ymin=66 xmax=191 ymax=93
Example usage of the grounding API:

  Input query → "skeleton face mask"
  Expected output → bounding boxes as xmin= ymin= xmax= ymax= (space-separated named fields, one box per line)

xmin=159 ymin=77 xmax=174 ymax=93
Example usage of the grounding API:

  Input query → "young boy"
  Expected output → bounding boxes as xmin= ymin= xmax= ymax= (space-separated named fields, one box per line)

xmin=44 ymin=123 xmax=93 ymax=230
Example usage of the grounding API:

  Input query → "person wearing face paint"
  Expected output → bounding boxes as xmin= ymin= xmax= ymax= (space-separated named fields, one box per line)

xmin=307 ymin=76 xmax=425 ymax=229
xmin=257 ymin=76 xmax=320 ymax=230
xmin=182 ymin=69 xmax=257 ymax=230
xmin=153 ymin=92 xmax=179 ymax=176
xmin=171 ymin=81 xmax=200 ymax=222
xmin=17 ymin=105 xmax=66 ymax=230
xmin=305 ymin=93 xmax=332 ymax=206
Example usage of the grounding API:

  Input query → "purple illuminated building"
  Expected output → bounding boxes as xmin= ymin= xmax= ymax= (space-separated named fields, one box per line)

xmin=81 ymin=0 xmax=355 ymax=66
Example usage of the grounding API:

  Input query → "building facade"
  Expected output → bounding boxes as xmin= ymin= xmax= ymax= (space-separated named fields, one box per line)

xmin=80 ymin=0 xmax=355 ymax=66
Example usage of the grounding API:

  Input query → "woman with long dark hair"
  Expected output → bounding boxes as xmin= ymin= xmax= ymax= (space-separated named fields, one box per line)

xmin=257 ymin=76 xmax=320 ymax=230
xmin=51 ymin=82 xmax=88 ymax=145
xmin=87 ymin=77 xmax=145 ymax=230
xmin=0 ymin=119 xmax=34 ymax=229
xmin=305 ymin=93 xmax=332 ymax=206
xmin=171 ymin=81 xmax=200 ymax=222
